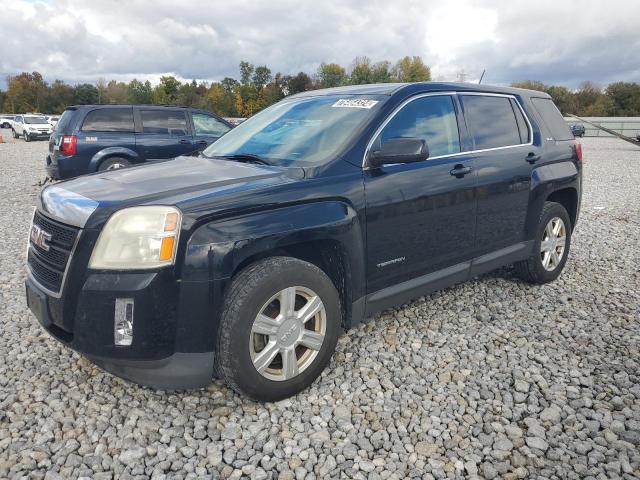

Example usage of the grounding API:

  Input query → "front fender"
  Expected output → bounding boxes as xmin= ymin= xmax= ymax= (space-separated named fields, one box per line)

xmin=183 ymin=201 xmax=364 ymax=284
xmin=89 ymin=147 xmax=139 ymax=172
xmin=175 ymin=202 xmax=365 ymax=352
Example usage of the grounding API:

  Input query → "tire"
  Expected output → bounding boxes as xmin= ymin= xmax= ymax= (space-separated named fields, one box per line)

xmin=24 ymin=132 xmax=31 ymax=142
xmin=217 ymin=256 xmax=342 ymax=401
xmin=12 ymin=129 xmax=18 ymax=139
xmin=514 ymin=201 xmax=572 ymax=284
xmin=98 ymin=157 xmax=131 ymax=172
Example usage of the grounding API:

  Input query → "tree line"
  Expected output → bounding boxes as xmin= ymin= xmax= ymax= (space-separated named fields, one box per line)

xmin=1 ymin=58 xmax=638 ymax=118
xmin=0 ymin=56 xmax=430 ymax=117
xmin=511 ymin=80 xmax=640 ymax=117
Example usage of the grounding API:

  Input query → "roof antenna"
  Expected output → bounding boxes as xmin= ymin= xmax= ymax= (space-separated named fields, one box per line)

xmin=478 ymin=70 xmax=486 ymax=84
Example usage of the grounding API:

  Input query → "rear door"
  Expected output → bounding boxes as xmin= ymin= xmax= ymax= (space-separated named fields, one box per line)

xmin=459 ymin=93 xmax=538 ymax=256
xmin=135 ymin=108 xmax=194 ymax=160
xmin=190 ymin=112 xmax=231 ymax=151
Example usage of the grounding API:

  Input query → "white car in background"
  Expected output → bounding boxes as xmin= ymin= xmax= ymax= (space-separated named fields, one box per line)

xmin=11 ymin=115 xmax=53 ymax=142
xmin=0 ymin=115 xmax=15 ymax=128
xmin=47 ymin=115 xmax=61 ymax=128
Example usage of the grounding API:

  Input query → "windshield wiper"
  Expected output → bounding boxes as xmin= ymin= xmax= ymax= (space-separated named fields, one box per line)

xmin=218 ymin=153 xmax=274 ymax=166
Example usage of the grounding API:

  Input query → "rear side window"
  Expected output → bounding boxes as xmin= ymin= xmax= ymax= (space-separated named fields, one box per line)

xmin=82 ymin=108 xmax=134 ymax=132
xmin=531 ymin=97 xmax=573 ymax=141
xmin=55 ymin=110 xmax=76 ymax=133
xmin=377 ymin=95 xmax=460 ymax=157
xmin=192 ymin=113 xmax=230 ymax=137
xmin=461 ymin=95 xmax=523 ymax=150
xmin=141 ymin=110 xmax=188 ymax=135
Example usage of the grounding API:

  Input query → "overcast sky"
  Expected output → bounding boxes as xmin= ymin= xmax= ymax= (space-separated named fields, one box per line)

xmin=2 ymin=0 xmax=639 ymax=89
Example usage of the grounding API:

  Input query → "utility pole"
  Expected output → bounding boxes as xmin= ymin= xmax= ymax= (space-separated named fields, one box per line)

xmin=457 ymin=69 xmax=467 ymax=83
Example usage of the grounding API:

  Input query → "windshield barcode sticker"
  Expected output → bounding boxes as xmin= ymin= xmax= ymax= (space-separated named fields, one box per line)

xmin=332 ymin=99 xmax=379 ymax=109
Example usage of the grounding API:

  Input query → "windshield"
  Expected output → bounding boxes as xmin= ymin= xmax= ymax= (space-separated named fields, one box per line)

xmin=203 ymin=95 xmax=386 ymax=166
xmin=25 ymin=117 xmax=48 ymax=124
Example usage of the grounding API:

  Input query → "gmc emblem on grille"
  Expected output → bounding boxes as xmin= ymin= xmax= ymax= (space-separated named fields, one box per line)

xmin=30 ymin=225 xmax=52 ymax=251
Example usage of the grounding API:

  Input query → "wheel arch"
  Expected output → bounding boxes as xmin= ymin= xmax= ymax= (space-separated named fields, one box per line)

xmin=546 ymin=187 xmax=578 ymax=228
xmin=89 ymin=147 xmax=139 ymax=172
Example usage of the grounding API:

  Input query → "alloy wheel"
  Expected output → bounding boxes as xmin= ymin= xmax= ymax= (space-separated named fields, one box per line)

xmin=540 ymin=216 xmax=566 ymax=271
xmin=249 ymin=286 xmax=326 ymax=381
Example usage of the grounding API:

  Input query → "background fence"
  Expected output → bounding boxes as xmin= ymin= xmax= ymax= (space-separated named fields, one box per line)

xmin=564 ymin=117 xmax=640 ymax=138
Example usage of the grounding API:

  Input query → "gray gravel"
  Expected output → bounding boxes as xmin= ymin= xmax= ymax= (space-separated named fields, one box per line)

xmin=0 ymin=128 xmax=639 ymax=479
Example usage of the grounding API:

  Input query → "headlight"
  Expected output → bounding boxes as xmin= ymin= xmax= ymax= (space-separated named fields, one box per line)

xmin=89 ymin=206 xmax=182 ymax=270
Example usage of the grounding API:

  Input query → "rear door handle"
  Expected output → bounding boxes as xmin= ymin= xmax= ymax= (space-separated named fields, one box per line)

xmin=449 ymin=164 xmax=472 ymax=178
xmin=179 ymin=139 xmax=191 ymax=144
xmin=526 ymin=152 xmax=541 ymax=164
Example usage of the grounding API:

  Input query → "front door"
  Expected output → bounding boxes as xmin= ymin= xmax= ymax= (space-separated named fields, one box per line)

xmin=191 ymin=112 xmax=231 ymax=151
xmin=364 ymin=94 xmax=477 ymax=294
xmin=135 ymin=109 xmax=194 ymax=161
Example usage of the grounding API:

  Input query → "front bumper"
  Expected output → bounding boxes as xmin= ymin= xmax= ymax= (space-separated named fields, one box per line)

xmin=26 ymin=269 xmax=216 ymax=390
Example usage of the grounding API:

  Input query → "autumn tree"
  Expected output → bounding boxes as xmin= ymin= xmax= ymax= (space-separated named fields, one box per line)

xmin=393 ymin=56 xmax=431 ymax=82
xmin=350 ymin=57 xmax=372 ymax=85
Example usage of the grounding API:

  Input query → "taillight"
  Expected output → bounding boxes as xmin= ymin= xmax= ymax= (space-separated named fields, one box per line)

xmin=575 ymin=142 xmax=583 ymax=162
xmin=60 ymin=135 xmax=77 ymax=156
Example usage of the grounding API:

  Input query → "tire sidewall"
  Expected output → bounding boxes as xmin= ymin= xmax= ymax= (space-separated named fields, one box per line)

xmin=218 ymin=259 xmax=341 ymax=401
xmin=531 ymin=203 xmax=572 ymax=282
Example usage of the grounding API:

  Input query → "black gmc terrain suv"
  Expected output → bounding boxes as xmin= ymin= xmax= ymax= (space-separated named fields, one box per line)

xmin=26 ymin=83 xmax=582 ymax=401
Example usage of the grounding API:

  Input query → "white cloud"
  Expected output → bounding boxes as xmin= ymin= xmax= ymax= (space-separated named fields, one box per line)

xmin=2 ymin=0 xmax=639 ymax=88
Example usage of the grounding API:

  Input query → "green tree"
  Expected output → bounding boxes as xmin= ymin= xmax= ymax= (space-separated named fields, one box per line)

xmin=74 ymin=83 xmax=99 ymax=104
xmin=605 ymin=82 xmax=640 ymax=116
xmin=317 ymin=62 xmax=347 ymax=88
xmin=511 ymin=80 xmax=547 ymax=92
xmin=393 ymin=56 xmax=430 ymax=82
xmin=128 ymin=79 xmax=153 ymax=104
xmin=350 ymin=56 xmax=372 ymax=85
xmin=252 ymin=66 xmax=272 ymax=90
xmin=371 ymin=61 xmax=392 ymax=83
xmin=282 ymin=72 xmax=313 ymax=95
xmin=45 ymin=80 xmax=75 ymax=112
xmin=239 ymin=61 xmax=254 ymax=86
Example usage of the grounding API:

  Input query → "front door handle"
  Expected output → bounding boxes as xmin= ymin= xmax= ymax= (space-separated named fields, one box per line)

xmin=179 ymin=139 xmax=191 ymax=144
xmin=449 ymin=164 xmax=472 ymax=178
xmin=526 ymin=152 xmax=541 ymax=164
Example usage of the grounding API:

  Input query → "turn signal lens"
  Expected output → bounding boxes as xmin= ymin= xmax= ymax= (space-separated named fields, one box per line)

xmin=159 ymin=236 xmax=175 ymax=261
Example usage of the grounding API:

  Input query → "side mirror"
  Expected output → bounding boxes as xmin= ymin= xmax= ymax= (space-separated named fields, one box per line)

xmin=369 ymin=138 xmax=429 ymax=168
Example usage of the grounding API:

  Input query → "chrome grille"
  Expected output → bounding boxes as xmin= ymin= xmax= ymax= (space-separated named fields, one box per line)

xmin=27 ymin=211 xmax=79 ymax=294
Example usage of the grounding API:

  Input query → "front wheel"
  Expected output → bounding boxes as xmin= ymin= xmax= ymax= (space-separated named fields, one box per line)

xmin=12 ymin=129 xmax=18 ymax=139
xmin=514 ymin=201 xmax=572 ymax=284
xmin=216 ymin=257 xmax=341 ymax=401
xmin=24 ymin=133 xmax=31 ymax=142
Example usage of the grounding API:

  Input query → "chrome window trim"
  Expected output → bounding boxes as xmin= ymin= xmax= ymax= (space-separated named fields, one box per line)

xmin=362 ymin=91 xmax=534 ymax=169
xmin=26 ymin=210 xmax=82 ymax=299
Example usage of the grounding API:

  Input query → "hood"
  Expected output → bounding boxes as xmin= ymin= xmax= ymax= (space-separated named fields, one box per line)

xmin=40 ymin=156 xmax=302 ymax=227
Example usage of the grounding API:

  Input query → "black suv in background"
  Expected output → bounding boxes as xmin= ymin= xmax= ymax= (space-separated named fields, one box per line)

xmin=46 ymin=105 xmax=232 ymax=179
xmin=26 ymin=83 xmax=582 ymax=401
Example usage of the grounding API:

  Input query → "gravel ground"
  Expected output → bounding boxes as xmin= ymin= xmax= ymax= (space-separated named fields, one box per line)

xmin=0 ymin=128 xmax=638 ymax=480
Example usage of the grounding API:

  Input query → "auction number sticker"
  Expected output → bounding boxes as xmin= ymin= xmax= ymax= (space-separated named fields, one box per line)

xmin=332 ymin=99 xmax=379 ymax=109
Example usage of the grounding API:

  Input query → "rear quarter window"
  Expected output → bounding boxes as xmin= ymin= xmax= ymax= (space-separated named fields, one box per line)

xmin=461 ymin=95 xmax=523 ymax=150
xmin=55 ymin=110 xmax=76 ymax=133
xmin=531 ymin=97 xmax=573 ymax=141
xmin=82 ymin=108 xmax=134 ymax=132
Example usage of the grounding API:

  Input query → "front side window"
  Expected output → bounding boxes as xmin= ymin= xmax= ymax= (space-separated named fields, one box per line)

xmin=461 ymin=95 xmax=522 ymax=150
xmin=193 ymin=113 xmax=230 ymax=137
xmin=204 ymin=95 xmax=386 ymax=166
xmin=82 ymin=108 xmax=134 ymax=132
xmin=376 ymin=95 xmax=460 ymax=158
xmin=140 ymin=110 xmax=188 ymax=136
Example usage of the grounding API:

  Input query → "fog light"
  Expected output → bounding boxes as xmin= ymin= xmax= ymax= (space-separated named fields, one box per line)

xmin=114 ymin=298 xmax=134 ymax=346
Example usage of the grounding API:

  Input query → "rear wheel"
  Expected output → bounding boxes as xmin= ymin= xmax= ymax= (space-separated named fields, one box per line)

xmin=514 ymin=201 xmax=572 ymax=284
xmin=98 ymin=157 xmax=130 ymax=171
xmin=216 ymin=257 xmax=341 ymax=401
